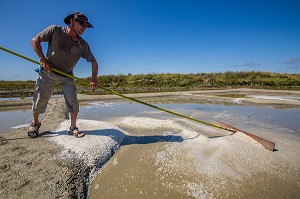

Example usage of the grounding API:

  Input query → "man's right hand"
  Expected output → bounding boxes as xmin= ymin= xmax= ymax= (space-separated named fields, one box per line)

xmin=32 ymin=34 xmax=51 ymax=72
xmin=40 ymin=57 xmax=51 ymax=73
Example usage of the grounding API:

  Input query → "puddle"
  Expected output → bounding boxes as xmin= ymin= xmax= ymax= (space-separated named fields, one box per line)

xmin=0 ymin=108 xmax=32 ymax=134
xmin=248 ymin=95 xmax=300 ymax=101
xmin=216 ymin=94 xmax=248 ymax=98
xmin=0 ymin=97 xmax=33 ymax=101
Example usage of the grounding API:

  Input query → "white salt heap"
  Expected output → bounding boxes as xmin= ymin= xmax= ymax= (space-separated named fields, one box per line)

xmin=48 ymin=119 xmax=125 ymax=167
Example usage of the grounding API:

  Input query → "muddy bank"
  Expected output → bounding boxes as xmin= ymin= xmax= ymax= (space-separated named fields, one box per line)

xmin=0 ymin=89 xmax=300 ymax=199
xmin=0 ymin=99 xmax=89 ymax=198
xmin=0 ymin=98 xmax=126 ymax=199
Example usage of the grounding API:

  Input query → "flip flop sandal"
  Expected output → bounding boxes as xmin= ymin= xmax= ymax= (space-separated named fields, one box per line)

xmin=28 ymin=122 xmax=41 ymax=138
xmin=68 ymin=127 xmax=85 ymax=138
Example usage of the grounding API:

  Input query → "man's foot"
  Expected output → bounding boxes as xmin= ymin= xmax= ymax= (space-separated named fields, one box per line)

xmin=68 ymin=127 xmax=85 ymax=138
xmin=28 ymin=122 xmax=41 ymax=138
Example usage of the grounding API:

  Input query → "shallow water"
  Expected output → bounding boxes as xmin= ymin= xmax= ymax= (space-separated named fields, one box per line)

xmin=0 ymin=97 xmax=33 ymax=101
xmin=0 ymin=108 xmax=32 ymax=134
xmin=79 ymin=102 xmax=300 ymax=136
xmin=1 ymin=101 xmax=299 ymax=136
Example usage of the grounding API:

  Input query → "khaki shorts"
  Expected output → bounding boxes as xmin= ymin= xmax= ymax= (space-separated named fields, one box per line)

xmin=32 ymin=71 xmax=79 ymax=114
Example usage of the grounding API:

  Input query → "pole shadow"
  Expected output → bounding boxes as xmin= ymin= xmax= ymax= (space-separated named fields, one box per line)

xmin=83 ymin=129 xmax=184 ymax=146
xmin=121 ymin=134 xmax=184 ymax=146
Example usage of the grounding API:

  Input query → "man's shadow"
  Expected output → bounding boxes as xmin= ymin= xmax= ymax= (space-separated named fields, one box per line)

xmin=40 ymin=128 xmax=184 ymax=146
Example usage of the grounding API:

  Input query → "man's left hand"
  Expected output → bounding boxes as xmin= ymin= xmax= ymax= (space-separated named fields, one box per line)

xmin=90 ymin=81 xmax=97 ymax=91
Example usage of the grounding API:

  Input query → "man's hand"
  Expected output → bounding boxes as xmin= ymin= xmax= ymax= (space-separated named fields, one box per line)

xmin=40 ymin=57 xmax=51 ymax=73
xmin=31 ymin=34 xmax=51 ymax=73
xmin=90 ymin=80 xmax=97 ymax=91
xmin=90 ymin=60 xmax=98 ymax=91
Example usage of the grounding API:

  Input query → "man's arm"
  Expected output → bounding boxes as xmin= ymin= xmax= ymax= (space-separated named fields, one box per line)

xmin=31 ymin=34 xmax=51 ymax=72
xmin=90 ymin=60 xmax=98 ymax=90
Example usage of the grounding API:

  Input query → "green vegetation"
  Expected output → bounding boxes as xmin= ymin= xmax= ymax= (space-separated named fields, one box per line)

xmin=79 ymin=71 xmax=300 ymax=91
xmin=1 ymin=71 xmax=299 ymax=97
xmin=0 ymin=80 xmax=36 ymax=90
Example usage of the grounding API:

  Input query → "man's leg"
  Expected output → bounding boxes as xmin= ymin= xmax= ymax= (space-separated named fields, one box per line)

xmin=69 ymin=111 xmax=84 ymax=137
xmin=32 ymin=113 xmax=40 ymax=124
xmin=61 ymin=77 xmax=83 ymax=137
xmin=70 ymin=111 xmax=78 ymax=128
xmin=28 ymin=113 xmax=41 ymax=138
xmin=29 ymin=72 xmax=56 ymax=138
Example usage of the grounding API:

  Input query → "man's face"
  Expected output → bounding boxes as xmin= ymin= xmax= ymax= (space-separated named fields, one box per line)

xmin=73 ymin=19 xmax=88 ymax=35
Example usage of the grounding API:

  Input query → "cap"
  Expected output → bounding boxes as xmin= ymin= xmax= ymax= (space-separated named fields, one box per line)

xmin=64 ymin=12 xmax=93 ymax=28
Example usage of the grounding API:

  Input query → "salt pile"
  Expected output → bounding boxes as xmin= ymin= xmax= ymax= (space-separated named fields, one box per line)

xmin=48 ymin=119 xmax=125 ymax=167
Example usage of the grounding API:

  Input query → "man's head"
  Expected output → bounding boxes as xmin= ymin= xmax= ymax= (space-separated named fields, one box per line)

xmin=64 ymin=12 xmax=93 ymax=28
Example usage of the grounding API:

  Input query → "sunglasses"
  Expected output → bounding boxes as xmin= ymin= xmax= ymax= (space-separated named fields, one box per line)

xmin=75 ymin=20 xmax=88 ymax=27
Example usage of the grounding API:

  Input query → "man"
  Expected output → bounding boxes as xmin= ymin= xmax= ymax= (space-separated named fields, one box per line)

xmin=28 ymin=12 xmax=98 ymax=138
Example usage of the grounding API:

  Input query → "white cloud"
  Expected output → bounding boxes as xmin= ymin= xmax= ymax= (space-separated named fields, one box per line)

xmin=232 ymin=62 xmax=261 ymax=68
xmin=287 ymin=65 xmax=299 ymax=70
xmin=282 ymin=58 xmax=300 ymax=65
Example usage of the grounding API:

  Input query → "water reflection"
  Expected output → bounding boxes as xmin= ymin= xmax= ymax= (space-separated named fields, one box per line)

xmin=0 ymin=109 xmax=32 ymax=134
xmin=1 ymin=102 xmax=299 ymax=136
xmin=79 ymin=102 xmax=300 ymax=136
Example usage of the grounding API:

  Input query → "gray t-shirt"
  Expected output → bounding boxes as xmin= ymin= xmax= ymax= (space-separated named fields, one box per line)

xmin=39 ymin=25 xmax=96 ymax=73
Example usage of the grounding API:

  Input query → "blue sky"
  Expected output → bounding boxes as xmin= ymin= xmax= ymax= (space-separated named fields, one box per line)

xmin=0 ymin=0 xmax=299 ymax=81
